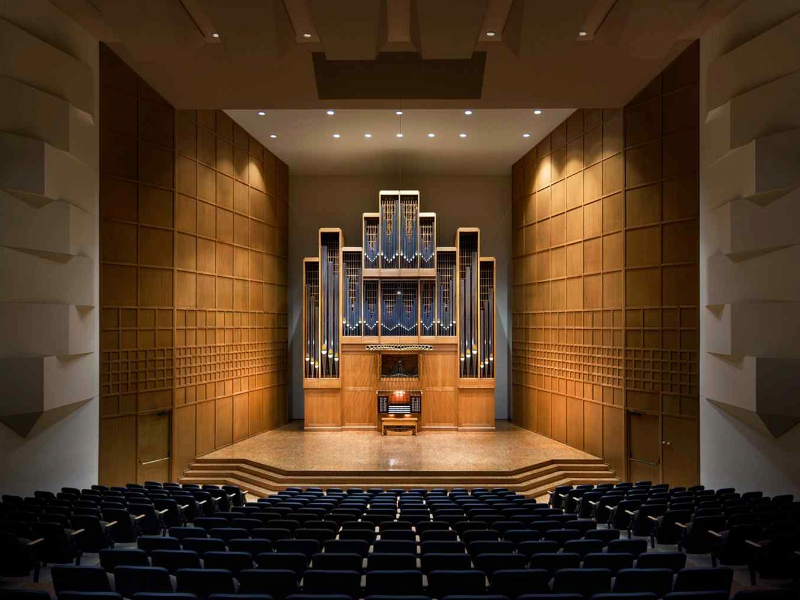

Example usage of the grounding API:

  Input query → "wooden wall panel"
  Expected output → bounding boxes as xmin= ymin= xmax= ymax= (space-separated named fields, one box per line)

xmin=100 ymin=44 xmax=290 ymax=485
xmin=511 ymin=43 xmax=699 ymax=484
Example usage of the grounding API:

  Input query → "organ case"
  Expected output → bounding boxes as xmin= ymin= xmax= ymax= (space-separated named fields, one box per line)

xmin=303 ymin=191 xmax=495 ymax=431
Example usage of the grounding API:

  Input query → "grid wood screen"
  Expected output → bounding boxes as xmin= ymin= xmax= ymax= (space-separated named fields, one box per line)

xmin=511 ymin=43 xmax=699 ymax=482
xmin=99 ymin=45 xmax=289 ymax=486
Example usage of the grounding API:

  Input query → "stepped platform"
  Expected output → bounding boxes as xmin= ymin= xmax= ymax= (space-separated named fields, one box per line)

xmin=181 ymin=420 xmax=617 ymax=498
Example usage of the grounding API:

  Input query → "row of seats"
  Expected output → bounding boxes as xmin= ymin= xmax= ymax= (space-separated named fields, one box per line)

xmin=2 ymin=480 xmax=797 ymax=600
xmin=48 ymin=561 xmax=740 ymax=600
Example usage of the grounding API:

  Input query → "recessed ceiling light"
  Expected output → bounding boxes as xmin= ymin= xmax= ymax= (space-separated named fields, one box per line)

xmin=332 ymin=133 xmax=341 ymax=139
xmin=522 ymin=133 xmax=531 ymax=138
xmin=212 ymin=33 xmax=220 ymax=38
xmin=460 ymin=133 xmax=467 ymax=138
xmin=364 ymin=133 xmax=372 ymax=138
xmin=269 ymin=134 xmax=277 ymax=139
xmin=427 ymin=133 xmax=435 ymax=138
xmin=395 ymin=110 xmax=403 ymax=115
xmin=579 ymin=30 xmax=588 ymax=37
xmin=464 ymin=110 xmax=473 ymax=115
xmin=396 ymin=133 xmax=404 ymax=138
xmin=534 ymin=109 xmax=542 ymax=115
xmin=486 ymin=31 xmax=496 ymax=37
xmin=303 ymin=33 xmax=312 ymax=38
xmin=326 ymin=110 xmax=335 ymax=116
xmin=257 ymin=111 xmax=265 ymax=116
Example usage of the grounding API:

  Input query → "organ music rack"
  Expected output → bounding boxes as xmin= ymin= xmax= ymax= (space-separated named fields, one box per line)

xmin=303 ymin=190 xmax=496 ymax=432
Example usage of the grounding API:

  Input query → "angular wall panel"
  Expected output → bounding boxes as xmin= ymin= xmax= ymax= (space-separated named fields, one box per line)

xmin=0 ymin=131 xmax=98 ymax=213
xmin=701 ymin=3 xmax=800 ymax=444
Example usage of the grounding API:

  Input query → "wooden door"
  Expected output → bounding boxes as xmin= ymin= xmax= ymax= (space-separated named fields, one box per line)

xmin=138 ymin=412 xmax=171 ymax=484
xmin=628 ymin=411 xmax=661 ymax=483
xmin=662 ymin=416 xmax=699 ymax=488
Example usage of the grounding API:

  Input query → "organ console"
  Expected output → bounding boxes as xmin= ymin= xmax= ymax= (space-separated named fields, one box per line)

xmin=303 ymin=190 xmax=496 ymax=432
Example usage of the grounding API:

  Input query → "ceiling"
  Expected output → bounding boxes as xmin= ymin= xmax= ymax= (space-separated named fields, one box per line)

xmin=53 ymin=0 xmax=745 ymax=110
xmin=228 ymin=108 xmax=574 ymax=175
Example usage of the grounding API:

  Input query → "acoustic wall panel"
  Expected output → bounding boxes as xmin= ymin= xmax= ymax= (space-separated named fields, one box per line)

xmin=702 ymin=5 xmax=800 ymax=442
xmin=512 ymin=43 xmax=700 ymax=483
xmin=99 ymin=45 xmax=289 ymax=485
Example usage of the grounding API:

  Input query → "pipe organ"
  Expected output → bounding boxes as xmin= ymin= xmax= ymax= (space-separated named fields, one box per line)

xmin=303 ymin=190 xmax=496 ymax=431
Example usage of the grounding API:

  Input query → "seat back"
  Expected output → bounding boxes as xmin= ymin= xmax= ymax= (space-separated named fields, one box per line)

xmin=114 ymin=566 xmax=172 ymax=598
xmin=51 ymin=566 xmax=111 ymax=594
xmin=176 ymin=568 xmax=236 ymax=600
xmin=364 ymin=570 xmax=424 ymax=596
xmin=427 ymin=569 xmax=486 ymax=596
xmin=613 ymin=568 xmax=674 ymax=598
xmin=553 ymin=568 xmax=613 ymax=599
xmin=489 ymin=568 xmax=551 ymax=599
xmin=151 ymin=549 xmax=202 ymax=573
xmin=674 ymin=568 xmax=734 ymax=595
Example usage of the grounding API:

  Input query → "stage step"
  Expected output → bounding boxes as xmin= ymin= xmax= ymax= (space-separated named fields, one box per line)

xmin=180 ymin=457 xmax=617 ymax=498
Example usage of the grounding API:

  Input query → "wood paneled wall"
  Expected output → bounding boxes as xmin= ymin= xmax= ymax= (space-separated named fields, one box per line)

xmin=99 ymin=45 xmax=289 ymax=486
xmin=511 ymin=43 xmax=700 ymax=483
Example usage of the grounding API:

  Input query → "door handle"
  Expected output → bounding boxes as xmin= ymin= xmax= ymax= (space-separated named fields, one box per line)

xmin=140 ymin=457 xmax=170 ymax=465
xmin=661 ymin=441 xmax=671 ymax=446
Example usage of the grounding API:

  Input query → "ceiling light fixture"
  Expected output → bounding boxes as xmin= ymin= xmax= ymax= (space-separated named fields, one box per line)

xmin=326 ymin=110 xmax=335 ymax=115
xmin=211 ymin=33 xmax=220 ymax=38
xmin=464 ymin=110 xmax=473 ymax=115
xmin=534 ymin=109 xmax=542 ymax=115
xmin=364 ymin=133 xmax=372 ymax=138
xmin=578 ymin=30 xmax=588 ymax=37
xmin=396 ymin=133 xmax=404 ymax=138
xmin=269 ymin=134 xmax=277 ymax=139
xmin=332 ymin=133 xmax=341 ymax=139
xmin=427 ymin=133 xmax=435 ymax=138
xmin=460 ymin=133 xmax=467 ymax=138
xmin=303 ymin=33 xmax=312 ymax=38
xmin=395 ymin=110 xmax=403 ymax=115
xmin=523 ymin=133 xmax=531 ymax=138
xmin=257 ymin=111 xmax=265 ymax=116
xmin=486 ymin=31 xmax=496 ymax=37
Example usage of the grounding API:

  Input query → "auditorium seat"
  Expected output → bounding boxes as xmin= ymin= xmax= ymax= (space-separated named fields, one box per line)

xmin=99 ymin=548 xmax=150 ymax=572
xmin=367 ymin=552 xmax=418 ymax=570
xmin=474 ymin=552 xmax=528 ymax=575
xmin=255 ymin=551 xmax=308 ymax=576
xmin=582 ymin=552 xmax=634 ymax=575
xmin=420 ymin=552 xmax=472 ymax=573
xmin=114 ymin=566 xmax=173 ymax=597
xmin=176 ymin=568 xmax=236 ymax=600
xmin=427 ymin=569 xmax=487 ymax=597
xmin=51 ymin=565 xmax=112 ymax=594
xmin=311 ymin=551 xmax=363 ymax=571
xmin=151 ymin=549 xmax=202 ymax=573
xmin=365 ymin=570 xmax=424 ymax=596
xmin=612 ymin=568 xmax=674 ymax=598
xmin=552 ymin=568 xmax=613 ymax=599
xmin=636 ymin=551 xmax=686 ymax=573
xmin=488 ymin=569 xmax=551 ymax=599
xmin=673 ymin=568 xmax=734 ymax=595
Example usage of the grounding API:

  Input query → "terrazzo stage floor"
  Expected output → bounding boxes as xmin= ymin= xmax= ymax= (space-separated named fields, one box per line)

xmin=201 ymin=420 xmax=600 ymax=472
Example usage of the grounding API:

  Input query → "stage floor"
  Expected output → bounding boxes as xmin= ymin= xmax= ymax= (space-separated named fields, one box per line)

xmin=201 ymin=420 xmax=598 ymax=472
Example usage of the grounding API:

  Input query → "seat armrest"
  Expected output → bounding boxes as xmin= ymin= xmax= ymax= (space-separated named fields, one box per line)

xmin=27 ymin=538 xmax=45 ymax=546
xmin=106 ymin=521 xmax=118 ymax=528
xmin=133 ymin=514 xmax=146 ymax=521
xmin=198 ymin=500 xmax=207 ymax=505
xmin=647 ymin=515 xmax=659 ymax=522
xmin=70 ymin=529 xmax=85 ymax=537
xmin=625 ymin=510 xmax=635 ymax=516
xmin=708 ymin=530 xmax=722 ymax=538
xmin=676 ymin=522 xmax=687 ymax=529
xmin=745 ymin=539 xmax=762 ymax=549
xmin=227 ymin=493 xmax=236 ymax=499
xmin=179 ymin=504 xmax=189 ymax=510
xmin=589 ymin=501 xmax=598 ymax=506
xmin=157 ymin=508 xmax=169 ymax=515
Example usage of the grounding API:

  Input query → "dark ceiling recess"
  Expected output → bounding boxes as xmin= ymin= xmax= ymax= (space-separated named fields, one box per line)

xmin=312 ymin=51 xmax=486 ymax=99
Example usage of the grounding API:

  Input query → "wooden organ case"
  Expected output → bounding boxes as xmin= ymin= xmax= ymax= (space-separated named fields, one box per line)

xmin=303 ymin=191 xmax=496 ymax=431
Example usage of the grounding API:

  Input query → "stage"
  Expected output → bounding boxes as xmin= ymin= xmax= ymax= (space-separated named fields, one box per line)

xmin=181 ymin=421 xmax=617 ymax=498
